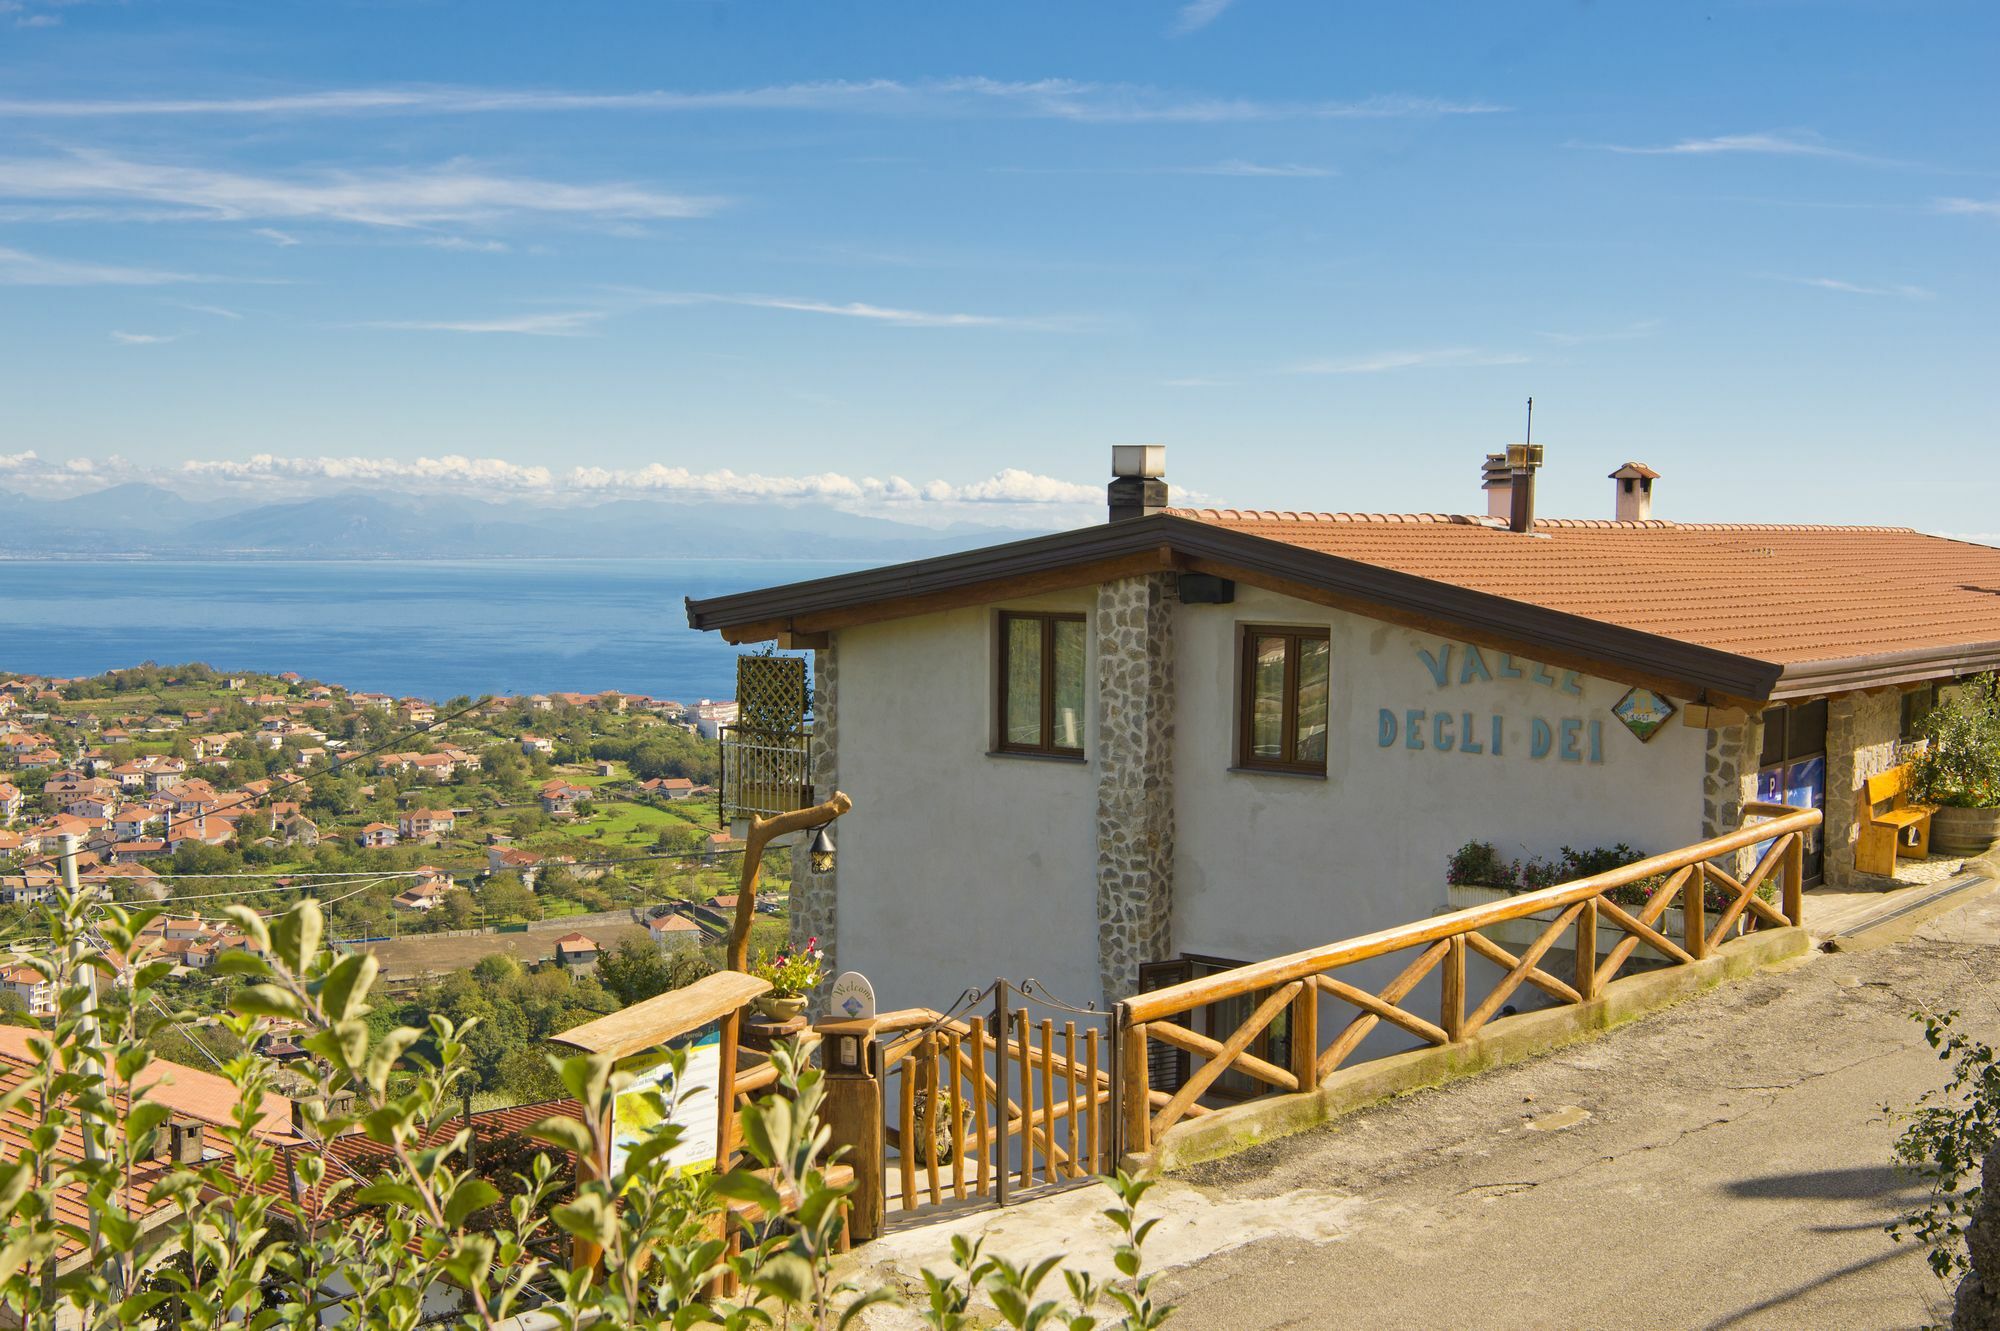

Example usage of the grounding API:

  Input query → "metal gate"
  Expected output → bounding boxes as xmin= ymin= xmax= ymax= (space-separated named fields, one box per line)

xmin=877 ymin=978 xmax=1118 ymax=1223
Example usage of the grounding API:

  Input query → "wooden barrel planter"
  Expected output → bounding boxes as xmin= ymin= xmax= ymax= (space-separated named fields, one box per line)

xmin=1931 ymin=805 xmax=2000 ymax=856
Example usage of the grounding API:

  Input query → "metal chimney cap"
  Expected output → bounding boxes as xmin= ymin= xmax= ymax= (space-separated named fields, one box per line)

xmin=1112 ymin=444 xmax=1166 ymax=479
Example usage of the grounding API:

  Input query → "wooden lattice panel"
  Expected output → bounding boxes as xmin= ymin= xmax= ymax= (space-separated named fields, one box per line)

xmin=736 ymin=654 xmax=808 ymax=736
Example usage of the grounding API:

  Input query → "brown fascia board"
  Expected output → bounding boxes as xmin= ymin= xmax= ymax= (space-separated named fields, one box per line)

xmin=1769 ymin=639 xmax=2000 ymax=700
xmin=684 ymin=513 xmax=1785 ymax=702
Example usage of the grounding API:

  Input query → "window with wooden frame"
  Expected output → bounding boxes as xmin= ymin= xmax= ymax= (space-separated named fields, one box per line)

xmin=1237 ymin=625 xmax=1332 ymax=774
xmin=995 ymin=611 xmax=1087 ymax=757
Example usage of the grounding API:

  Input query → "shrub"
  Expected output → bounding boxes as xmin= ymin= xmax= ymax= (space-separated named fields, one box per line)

xmin=1909 ymin=674 xmax=2000 ymax=809
xmin=1446 ymin=841 xmax=1517 ymax=889
xmin=1 ymin=881 xmax=1175 ymax=1328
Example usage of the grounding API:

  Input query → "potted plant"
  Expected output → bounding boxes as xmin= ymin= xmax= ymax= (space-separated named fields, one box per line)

xmin=1908 ymin=674 xmax=2000 ymax=854
xmin=749 ymin=938 xmax=825 ymax=1021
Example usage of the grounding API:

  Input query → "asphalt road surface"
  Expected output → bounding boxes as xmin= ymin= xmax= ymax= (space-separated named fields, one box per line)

xmin=1155 ymin=894 xmax=2000 ymax=1330
xmin=856 ymin=886 xmax=2000 ymax=1330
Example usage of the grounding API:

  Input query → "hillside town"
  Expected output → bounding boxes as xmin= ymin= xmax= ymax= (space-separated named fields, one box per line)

xmin=0 ymin=664 xmax=771 ymax=1042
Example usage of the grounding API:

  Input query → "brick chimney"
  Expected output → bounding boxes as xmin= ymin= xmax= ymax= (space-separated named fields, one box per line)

xmin=1610 ymin=462 xmax=1658 ymax=522
xmin=1108 ymin=445 xmax=1168 ymax=522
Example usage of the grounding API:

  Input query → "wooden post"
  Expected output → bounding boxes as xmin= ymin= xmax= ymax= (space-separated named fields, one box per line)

xmin=1684 ymin=865 xmax=1708 ymax=961
xmin=1441 ymin=935 xmax=1466 ymax=1042
xmin=1783 ymin=833 xmax=1805 ymax=928
xmin=1574 ymin=898 xmax=1599 ymax=1002
xmin=820 ymin=1039 xmax=884 ymax=1244
xmin=720 ymin=791 xmax=853 ymax=1167
xmin=1289 ymin=978 xmax=1319 ymax=1092
xmin=1120 ymin=1019 xmax=1151 ymax=1160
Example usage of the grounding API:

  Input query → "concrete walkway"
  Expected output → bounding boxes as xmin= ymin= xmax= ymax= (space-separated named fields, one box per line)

xmin=850 ymin=885 xmax=2000 ymax=1330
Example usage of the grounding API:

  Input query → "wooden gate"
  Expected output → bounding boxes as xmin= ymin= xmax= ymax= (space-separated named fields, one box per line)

xmin=868 ymin=980 xmax=1117 ymax=1223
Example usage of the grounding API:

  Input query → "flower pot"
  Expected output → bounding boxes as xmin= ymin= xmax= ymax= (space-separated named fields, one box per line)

xmin=755 ymin=994 xmax=809 ymax=1022
xmin=1931 ymin=805 xmax=2000 ymax=856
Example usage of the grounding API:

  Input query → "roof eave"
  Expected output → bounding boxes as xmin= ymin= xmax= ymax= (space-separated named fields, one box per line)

xmin=684 ymin=514 xmax=1784 ymax=703
xmin=1769 ymin=639 xmax=2000 ymax=700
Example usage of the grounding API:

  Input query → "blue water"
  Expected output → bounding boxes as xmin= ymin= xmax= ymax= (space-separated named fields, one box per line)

xmin=0 ymin=558 xmax=853 ymax=702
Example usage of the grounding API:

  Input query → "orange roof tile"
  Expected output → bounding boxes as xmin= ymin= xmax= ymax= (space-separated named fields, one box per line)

xmin=1170 ymin=509 xmax=2000 ymax=670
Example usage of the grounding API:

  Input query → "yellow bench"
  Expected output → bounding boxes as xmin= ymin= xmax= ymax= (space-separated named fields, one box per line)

xmin=1855 ymin=763 xmax=1936 ymax=877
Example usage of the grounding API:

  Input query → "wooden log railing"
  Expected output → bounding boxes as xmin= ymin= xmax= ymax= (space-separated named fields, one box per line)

xmin=1116 ymin=806 xmax=1818 ymax=1156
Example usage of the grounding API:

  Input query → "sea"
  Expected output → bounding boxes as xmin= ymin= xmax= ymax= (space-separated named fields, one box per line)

xmin=0 ymin=558 xmax=856 ymax=702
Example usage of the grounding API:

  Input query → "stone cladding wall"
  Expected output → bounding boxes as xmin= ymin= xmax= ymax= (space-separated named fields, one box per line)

xmin=789 ymin=641 xmax=839 ymax=995
xmin=1824 ymin=688 xmax=1906 ymax=887
xmin=1703 ymin=716 xmax=1764 ymax=877
xmin=1093 ymin=574 xmax=1177 ymax=1003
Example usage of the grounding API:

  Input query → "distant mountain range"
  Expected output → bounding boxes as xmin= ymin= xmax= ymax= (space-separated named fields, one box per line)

xmin=0 ymin=484 xmax=1036 ymax=561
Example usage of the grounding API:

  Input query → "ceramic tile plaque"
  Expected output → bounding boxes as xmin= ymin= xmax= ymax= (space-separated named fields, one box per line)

xmin=1611 ymin=686 xmax=1677 ymax=743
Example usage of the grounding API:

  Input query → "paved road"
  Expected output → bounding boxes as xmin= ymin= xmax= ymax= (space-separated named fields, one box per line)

xmin=858 ymin=888 xmax=2000 ymax=1330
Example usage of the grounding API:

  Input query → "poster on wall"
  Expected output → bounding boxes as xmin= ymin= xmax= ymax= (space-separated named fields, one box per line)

xmin=610 ymin=1024 xmax=721 ymax=1178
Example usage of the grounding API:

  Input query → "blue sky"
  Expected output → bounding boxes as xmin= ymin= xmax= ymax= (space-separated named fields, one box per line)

xmin=0 ymin=1 xmax=1994 ymax=531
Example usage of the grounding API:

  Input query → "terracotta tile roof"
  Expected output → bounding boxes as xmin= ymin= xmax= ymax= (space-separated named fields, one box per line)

xmin=1168 ymin=509 xmax=2000 ymax=668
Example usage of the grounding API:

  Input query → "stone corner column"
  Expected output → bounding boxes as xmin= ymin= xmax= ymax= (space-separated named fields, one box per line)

xmin=791 ymin=640 xmax=839 ymax=1000
xmin=1823 ymin=688 xmax=1907 ymax=889
xmin=1702 ymin=715 xmax=1763 ymax=878
xmin=1094 ymin=574 xmax=1176 ymax=1006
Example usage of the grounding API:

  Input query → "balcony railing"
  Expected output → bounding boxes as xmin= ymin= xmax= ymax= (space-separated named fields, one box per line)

xmin=718 ymin=723 xmax=814 ymax=823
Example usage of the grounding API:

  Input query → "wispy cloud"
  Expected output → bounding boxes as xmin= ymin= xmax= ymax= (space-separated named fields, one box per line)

xmin=0 ymin=244 xmax=205 ymax=285
xmin=0 ymin=79 xmax=1504 ymax=125
xmin=15 ymin=13 xmax=59 ymax=27
xmin=0 ymin=150 xmax=724 ymax=229
xmin=1172 ymin=0 xmax=1235 ymax=36
xmin=178 ymin=303 xmax=242 ymax=319
xmin=1161 ymin=376 xmax=1237 ymax=388
xmin=110 ymin=330 xmax=180 ymax=344
xmin=1767 ymin=274 xmax=1934 ymax=299
xmin=620 ymin=290 xmax=1082 ymax=330
xmin=363 ymin=311 xmax=607 ymax=337
xmin=1176 ymin=160 xmax=1332 ymax=178
xmin=417 ymin=235 xmax=511 ymax=253
xmin=1583 ymin=130 xmax=1902 ymax=166
xmin=253 ymin=227 xmax=300 ymax=246
xmin=1289 ymin=347 xmax=1529 ymax=375
xmin=1534 ymin=319 xmax=1660 ymax=347
xmin=1936 ymin=197 xmax=2000 ymax=219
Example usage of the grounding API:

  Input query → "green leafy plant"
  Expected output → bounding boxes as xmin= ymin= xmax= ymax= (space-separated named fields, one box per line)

xmin=1908 ymin=675 xmax=2000 ymax=809
xmin=1887 ymin=1008 xmax=2000 ymax=1285
xmin=1445 ymin=841 xmax=1516 ymax=889
xmin=0 ymin=875 xmax=1173 ymax=1329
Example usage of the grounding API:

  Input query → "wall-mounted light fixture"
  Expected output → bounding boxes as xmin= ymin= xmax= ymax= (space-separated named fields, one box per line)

xmin=809 ymin=826 xmax=836 ymax=875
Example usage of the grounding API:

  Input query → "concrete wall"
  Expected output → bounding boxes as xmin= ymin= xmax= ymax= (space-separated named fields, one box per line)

xmin=1172 ymin=586 xmax=1709 ymax=972
xmin=829 ymin=589 xmax=1105 ymax=1014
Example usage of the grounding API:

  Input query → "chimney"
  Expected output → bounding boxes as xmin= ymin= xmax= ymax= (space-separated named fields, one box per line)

xmin=168 ymin=1118 xmax=205 ymax=1164
xmin=1480 ymin=453 xmax=1511 ymax=520
xmin=1505 ymin=442 xmax=1544 ymax=533
xmin=1108 ymin=445 xmax=1168 ymax=522
xmin=1609 ymin=462 xmax=1659 ymax=522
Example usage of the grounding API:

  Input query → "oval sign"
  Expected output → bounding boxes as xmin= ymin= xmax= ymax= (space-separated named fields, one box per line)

xmin=828 ymin=970 xmax=876 ymax=1022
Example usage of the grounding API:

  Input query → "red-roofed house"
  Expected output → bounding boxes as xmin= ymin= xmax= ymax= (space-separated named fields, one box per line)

xmin=357 ymin=822 xmax=399 ymax=850
xmin=397 ymin=809 xmax=456 ymax=841
xmin=684 ymin=444 xmax=2000 ymax=1012
xmin=551 ymin=932 xmax=600 ymax=973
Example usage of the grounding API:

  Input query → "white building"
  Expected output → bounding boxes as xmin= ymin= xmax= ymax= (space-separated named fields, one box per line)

xmin=687 ymin=446 xmax=2000 ymax=1020
xmin=690 ymin=699 xmax=739 ymax=740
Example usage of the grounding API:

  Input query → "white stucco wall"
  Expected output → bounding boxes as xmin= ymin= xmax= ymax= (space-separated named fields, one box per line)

xmin=831 ymin=590 xmax=1105 ymax=1015
xmin=825 ymin=581 xmax=1707 ymax=1020
xmin=1172 ymin=586 xmax=1709 ymax=972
